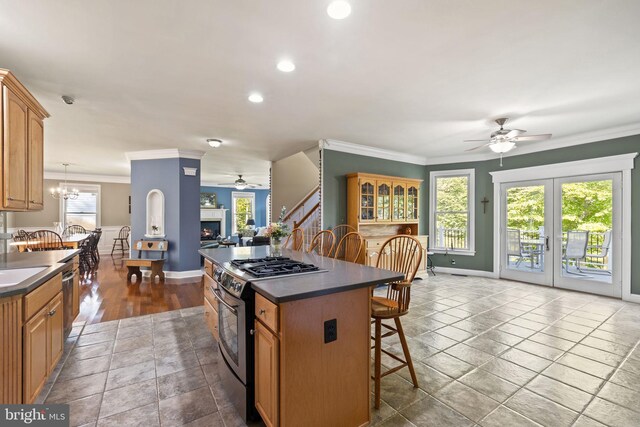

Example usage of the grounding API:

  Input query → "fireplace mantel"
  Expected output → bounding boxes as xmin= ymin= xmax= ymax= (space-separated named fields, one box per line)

xmin=201 ymin=209 xmax=228 ymax=237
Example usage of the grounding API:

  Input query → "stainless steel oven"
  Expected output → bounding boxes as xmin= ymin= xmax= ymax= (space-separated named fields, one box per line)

xmin=210 ymin=282 xmax=247 ymax=383
xmin=209 ymin=263 xmax=256 ymax=422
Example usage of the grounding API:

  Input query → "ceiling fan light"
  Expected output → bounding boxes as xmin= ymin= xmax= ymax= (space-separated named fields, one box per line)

xmin=235 ymin=183 xmax=247 ymax=190
xmin=489 ymin=141 xmax=516 ymax=154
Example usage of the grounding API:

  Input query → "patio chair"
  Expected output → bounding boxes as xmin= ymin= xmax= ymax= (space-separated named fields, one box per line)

xmin=564 ymin=230 xmax=589 ymax=274
xmin=506 ymin=229 xmax=538 ymax=268
xmin=586 ymin=230 xmax=612 ymax=275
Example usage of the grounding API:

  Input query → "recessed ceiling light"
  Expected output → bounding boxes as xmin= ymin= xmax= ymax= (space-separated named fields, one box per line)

xmin=327 ymin=1 xmax=351 ymax=19
xmin=207 ymin=138 xmax=222 ymax=148
xmin=248 ymin=93 xmax=264 ymax=103
xmin=277 ymin=60 xmax=296 ymax=72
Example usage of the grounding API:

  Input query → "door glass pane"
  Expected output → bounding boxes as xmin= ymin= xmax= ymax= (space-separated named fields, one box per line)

xmin=505 ymin=185 xmax=545 ymax=273
xmin=393 ymin=185 xmax=404 ymax=220
xmin=377 ymin=183 xmax=390 ymax=220
xmin=361 ymin=182 xmax=374 ymax=221
xmin=560 ymin=179 xmax=612 ymax=284
xmin=407 ymin=186 xmax=418 ymax=220
xmin=219 ymin=304 xmax=238 ymax=365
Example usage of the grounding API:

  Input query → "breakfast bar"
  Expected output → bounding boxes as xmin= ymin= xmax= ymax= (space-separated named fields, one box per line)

xmin=199 ymin=246 xmax=403 ymax=427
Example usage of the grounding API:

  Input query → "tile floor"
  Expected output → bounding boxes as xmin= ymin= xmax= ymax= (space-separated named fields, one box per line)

xmin=43 ymin=274 xmax=640 ymax=427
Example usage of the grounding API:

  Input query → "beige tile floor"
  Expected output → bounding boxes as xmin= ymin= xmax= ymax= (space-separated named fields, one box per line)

xmin=43 ymin=274 xmax=640 ymax=426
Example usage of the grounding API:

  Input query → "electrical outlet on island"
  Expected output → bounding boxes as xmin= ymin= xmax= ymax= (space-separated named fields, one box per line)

xmin=451 ymin=258 xmax=456 ymax=265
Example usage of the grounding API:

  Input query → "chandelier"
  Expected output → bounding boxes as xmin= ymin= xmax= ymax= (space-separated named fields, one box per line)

xmin=50 ymin=163 xmax=79 ymax=200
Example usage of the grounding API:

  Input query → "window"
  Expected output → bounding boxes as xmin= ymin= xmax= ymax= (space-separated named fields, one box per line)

xmin=429 ymin=169 xmax=475 ymax=254
xmin=232 ymin=192 xmax=255 ymax=234
xmin=61 ymin=184 xmax=101 ymax=230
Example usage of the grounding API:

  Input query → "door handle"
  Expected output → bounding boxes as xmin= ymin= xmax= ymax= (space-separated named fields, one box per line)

xmin=48 ymin=309 xmax=57 ymax=317
xmin=545 ymin=236 xmax=550 ymax=251
xmin=210 ymin=286 xmax=238 ymax=314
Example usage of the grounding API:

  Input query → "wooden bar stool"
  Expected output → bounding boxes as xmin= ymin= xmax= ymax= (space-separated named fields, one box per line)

xmin=283 ymin=228 xmax=304 ymax=251
xmin=307 ymin=230 xmax=336 ymax=257
xmin=371 ymin=235 xmax=423 ymax=409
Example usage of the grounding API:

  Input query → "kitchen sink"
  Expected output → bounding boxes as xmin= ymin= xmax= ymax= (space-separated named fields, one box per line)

xmin=0 ymin=267 xmax=48 ymax=287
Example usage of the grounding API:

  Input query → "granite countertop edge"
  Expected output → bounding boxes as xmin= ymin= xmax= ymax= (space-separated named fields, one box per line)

xmin=0 ymin=250 xmax=81 ymax=298
xmin=200 ymin=247 xmax=405 ymax=304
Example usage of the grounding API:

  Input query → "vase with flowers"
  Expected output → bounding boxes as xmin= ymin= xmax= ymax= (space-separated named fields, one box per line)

xmin=264 ymin=206 xmax=290 ymax=252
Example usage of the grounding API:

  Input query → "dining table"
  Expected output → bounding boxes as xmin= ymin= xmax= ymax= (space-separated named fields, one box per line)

xmin=14 ymin=233 xmax=91 ymax=252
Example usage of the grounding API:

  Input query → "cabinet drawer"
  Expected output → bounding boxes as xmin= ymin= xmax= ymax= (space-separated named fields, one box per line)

xmin=203 ymin=274 xmax=218 ymax=308
xmin=204 ymin=259 xmax=214 ymax=278
xmin=24 ymin=273 xmax=62 ymax=321
xmin=255 ymin=293 xmax=279 ymax=333
xmin=204 ymin=297 xmax=219 ymax=341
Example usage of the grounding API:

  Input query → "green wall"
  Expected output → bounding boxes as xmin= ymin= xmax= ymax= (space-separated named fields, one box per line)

xmin=322 ymin=134 xmax=640 ymax=294
xmin=322 ymin=150 xmax=427 ymax=229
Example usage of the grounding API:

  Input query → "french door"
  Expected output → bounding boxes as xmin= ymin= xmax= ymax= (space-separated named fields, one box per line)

xmin=500 ymin=173 xmax=621 ymax=297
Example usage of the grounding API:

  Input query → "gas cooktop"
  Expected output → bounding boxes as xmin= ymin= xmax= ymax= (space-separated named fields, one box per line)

xmin=230 ymin=256 xmax=322 ymax=278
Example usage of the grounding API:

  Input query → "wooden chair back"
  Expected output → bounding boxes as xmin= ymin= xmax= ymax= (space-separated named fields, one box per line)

xmin=333 ymin=232 xmax=364 ymax=263
xmin=117 ymin=226 xmax=131 ymax=240
xmin=65 ymin=225 xmax=87 ymax=236
xmin=27 ymin=230 xmax=64 ymax=251
xmin=375 ymin=235 xmax=423 ymax=314
xmin=307 ymin=230 xmax=336 ymax=257
xmin=12 ymin=230 xmax=30 ymax=242
xmin=284 ymin=228 xmax=304 ymax=251
xmin=331 ymin=224 xmax=356 ymax=248
xmin=133 ymin=240 xmax=169 ymax=259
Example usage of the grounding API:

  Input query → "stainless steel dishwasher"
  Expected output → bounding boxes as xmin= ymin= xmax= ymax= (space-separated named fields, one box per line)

xmin=62 ymin=266 xmax=76 ymax=338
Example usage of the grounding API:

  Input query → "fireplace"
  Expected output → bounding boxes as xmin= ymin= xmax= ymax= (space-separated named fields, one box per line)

xmin=201 ymin=221 xmax=221 ymax=240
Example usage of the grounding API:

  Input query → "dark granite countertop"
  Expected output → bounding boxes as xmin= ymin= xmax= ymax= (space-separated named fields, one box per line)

xmin=199 ymin=247 xmax=404 ymax=303
xmin=0 ymin=250 xmax=80 ymax=297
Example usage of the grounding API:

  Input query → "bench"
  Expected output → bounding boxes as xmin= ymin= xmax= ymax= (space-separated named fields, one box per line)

xmin=125 ymin=239 xmax=168 ymax=282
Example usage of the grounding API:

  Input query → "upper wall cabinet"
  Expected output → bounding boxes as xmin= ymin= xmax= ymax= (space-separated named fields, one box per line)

xmin=0 ymin=69 xmax=50 ymax=211
xmin=346 ymin=172 xmax=423 ymax=234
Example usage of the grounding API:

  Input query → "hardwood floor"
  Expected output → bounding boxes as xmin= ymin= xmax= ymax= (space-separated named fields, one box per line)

xmin=76 ymin=254 xmax=204 ymax=324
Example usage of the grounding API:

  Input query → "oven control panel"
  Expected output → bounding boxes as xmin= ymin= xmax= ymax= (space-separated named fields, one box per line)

xmin=213 ymin=264 xmax=247 ymax=298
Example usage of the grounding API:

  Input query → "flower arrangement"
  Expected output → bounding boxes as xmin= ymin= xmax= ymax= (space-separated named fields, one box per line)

xmin=264 ymin=206 xmax=290 ymax=240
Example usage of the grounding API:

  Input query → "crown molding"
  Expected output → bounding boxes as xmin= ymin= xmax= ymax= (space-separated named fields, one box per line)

xmin=44 ymin=171 xmax=130 ymax=184
xmin=425 ymin=123 xmax=640 ymax=165
xmin=125 ymin=149 xmax=206 ymax=161
xmin=319 ymin=139 xmax=428 ymax=166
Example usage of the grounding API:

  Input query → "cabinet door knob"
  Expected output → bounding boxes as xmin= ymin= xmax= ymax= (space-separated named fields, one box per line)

xmin=29 ymin=200 xmax=38 ymax=203
xmin=7 ymin=197 xmax=15 ymax=201
xmin=48 ymin=309 xmax=56 ymax=317
xmin=259 ymin=309 xmax=266 ymax=315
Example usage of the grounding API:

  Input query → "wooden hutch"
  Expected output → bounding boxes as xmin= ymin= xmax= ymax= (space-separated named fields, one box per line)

xmin=346 ymin=172 xmax=429 ymax=271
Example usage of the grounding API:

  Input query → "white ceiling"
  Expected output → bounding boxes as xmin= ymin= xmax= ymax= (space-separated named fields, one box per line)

xmin=1 ymin=0 xmax=639 ymax=184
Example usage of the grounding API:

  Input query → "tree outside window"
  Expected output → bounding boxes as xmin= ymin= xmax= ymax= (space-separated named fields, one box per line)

xmin=430 ymin=170 xmax=475 ymax=252
xmin=232 ymin=192 xmax=255 ymax=234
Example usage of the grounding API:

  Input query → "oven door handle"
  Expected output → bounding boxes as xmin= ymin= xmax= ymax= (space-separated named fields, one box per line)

xmin=211 ymin=286 xmax=238 ymax=314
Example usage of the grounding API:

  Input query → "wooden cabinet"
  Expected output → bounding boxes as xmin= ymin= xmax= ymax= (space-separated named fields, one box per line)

xmin=347 ymin=173 xmax=422 ymax=229
xmin=0 ymin=295 xmax=23 ymax=404
xmin=0 ymin=69 xmax=49 ymax=212
xmin=203 ymin=269 xmax=219 ymax=340
xmin=27 ymin=110 xmax=44 ymax=210
xmin=254 ymin=319 xmax=279 ymax=427
xmin=23 ymin=291 xmax=63 ymax=403
xmin=253 ymin=288 xmax=370 ymax=427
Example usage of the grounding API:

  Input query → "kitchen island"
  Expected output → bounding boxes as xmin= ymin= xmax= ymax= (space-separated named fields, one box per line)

xmin=199 ymin=246 xmax=403 ymax=427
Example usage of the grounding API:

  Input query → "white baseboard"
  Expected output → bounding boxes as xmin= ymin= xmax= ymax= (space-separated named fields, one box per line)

xmin=432 ymin=266 xmax=498 ymax=278
xmin=623 ymin=293 xmax=640 ymax=304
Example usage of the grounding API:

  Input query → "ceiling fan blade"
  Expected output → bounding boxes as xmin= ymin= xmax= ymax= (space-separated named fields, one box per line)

xmin=465 ymin=143 xmax=490 ymax=152
xmin=513 ymin=134 xmax=552 ymax=142
xmin=463 ymin=139 xmax=491 ymax=143
xmin=506 ymin=129 xmax=526 ymax=138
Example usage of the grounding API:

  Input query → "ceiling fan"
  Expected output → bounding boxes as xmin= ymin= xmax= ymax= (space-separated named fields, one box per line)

xmin=217 ymin=174 xmax=263 ymax=190
xmin=464 ymin=118 xmax=552 ymax=166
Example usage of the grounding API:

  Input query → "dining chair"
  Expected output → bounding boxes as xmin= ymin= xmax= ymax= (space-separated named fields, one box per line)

xmin=64 ymin=225 xmax=87 ymax=236
xmin=12 ymin=230 xmax=29 ymax=242
xmin=331 ymin=224 xmax=356 ymax=249
xmin=564 ymin=230 xmax=589 ymax=274
xmin=27 ymin=230 xmax=64 ymax=251
xmin=111 ymin=226 xmax=131 ymax=256
xmin=91 ymin=229 xmax=102 ymax=265
xmin=307 ymin=230 xmax=336 ymax=257
xmin=371 ymin=235 xmax=423 ymax=409
xmin=332 ymin=231 xmax=364 ymax=263
xmin=78 ymin=235 xmax=94 ymax=278
xmin=283 ymin=228 xmax=304 ymax=251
